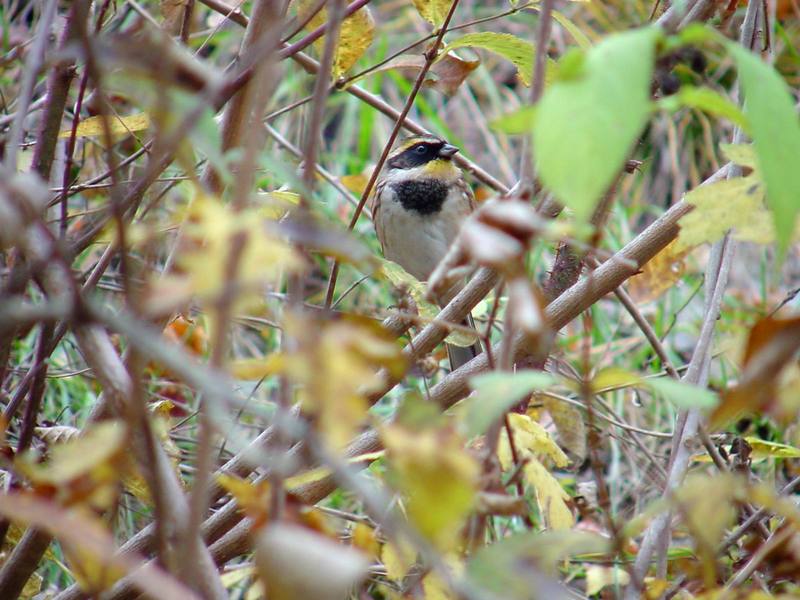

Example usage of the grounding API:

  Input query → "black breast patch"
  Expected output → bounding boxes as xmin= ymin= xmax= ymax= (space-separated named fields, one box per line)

xmin=391 ymin=178 xmax=449 ymax=215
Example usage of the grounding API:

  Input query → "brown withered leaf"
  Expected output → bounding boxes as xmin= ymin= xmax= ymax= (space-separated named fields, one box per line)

xmin=627 ymin=239 xmax=688 ymax=304
xmin=369 ymin=52 xmax=479 ymax=95
xmin=161 ymin=0 xmax=189 ymax=35
xmin=711 ymin=315 xmax=800 ymax=429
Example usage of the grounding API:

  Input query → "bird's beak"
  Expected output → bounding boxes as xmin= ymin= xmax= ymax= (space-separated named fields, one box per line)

xmin=439 ymin=144 xmax=459 ymax=158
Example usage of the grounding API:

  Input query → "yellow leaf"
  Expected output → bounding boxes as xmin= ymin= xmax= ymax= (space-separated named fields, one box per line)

xmin=257 ymin=190 xmax=300 ymax=220
xmin=446 ymin=32 xmax=536 ymax=86
xmin=297 ymin=1 xmax=375 ymax=77
xmin=59 ymin=113 xmax=150 ymax=138
xmin=502 ymin=413 xmax=569 ymax=468
xmin=720 ymin=143 xmax=758 ymax=171
xmin=586 ymin=565 xmax=630 ymax=596
xmin=677 ymin=176 xmax=796 ymax=250
xmin=220 ymin=566 xmax=256 ymax=589
xmin=148 ymin=192 xmax=304 ymax=315
xmin=340 ymin=173 xmax=369 ymax=196
xmin=523 ymin=458 xmax=574 ymax=530
xmin=228 ymin=354 xmax=285 ymax=380
xmin=422 ymin=571 xmax=454 ymax=600
xmin=279 ymin=315 xmax=406 ymax=448
xmin=543 ymin=397 xmax=586 ymax=463
xmin=590 ymin=366 xmax=642 ymax=393
xmin=627 ymin=239 xmax=689 ymax=304
xmin=351 ymin=522 xmax=380 ymax=559
xmin=694 ymin=437 xmax=800 ymax=462
xmin=0 ymin=494 xmax=195 ymax=599
xmin=381 ymin=538 xmax=416 ymax=581
xmin=285 ymin=450 xmax=384 ymax=491
xmin=216 ymin=473 xmax=271 ymax=527
xmin=411 ymin=0 xmax=454 ymax=27
xmin=499 ymin=414 xmax=573 ymax=530
xmin=674 ymin=474 xmax=739 ymax=554
xmin=382 ymin=423 xmax=478 ymax=549
xmin=16 ymin=421 xmax=127 ymax=510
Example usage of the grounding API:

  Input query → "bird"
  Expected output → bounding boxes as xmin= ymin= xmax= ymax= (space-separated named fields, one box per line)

xmin=372 ymin=135 xmax=482 ymax=370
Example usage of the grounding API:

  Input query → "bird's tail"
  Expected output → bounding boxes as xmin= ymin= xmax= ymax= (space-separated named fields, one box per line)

xmin=446 ymin=314 xmax=482 ymax=371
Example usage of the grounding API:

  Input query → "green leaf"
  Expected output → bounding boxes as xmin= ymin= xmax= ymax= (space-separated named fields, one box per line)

xmin=446 ymin=32 xmax=538 ymax=86
xmin=462 ymin=371 xmax=555 ymax=437
xmin=726 ymin=42 xmax=800 ymax=258
xmin=468 ymin=531 xmax=609 ymax=599
xmin=552 ymin=10 xmax=592 ymax=49
xmin=659 ymin=86 xmax=749 ymax=132
xmin=647 ymin=378 xmax=719 ymax=410
xmin=533 ymin=27 xmax=660 ymax=221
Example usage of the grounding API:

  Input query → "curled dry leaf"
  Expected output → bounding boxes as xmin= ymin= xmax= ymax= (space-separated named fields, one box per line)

xmin=446 ymin=32 xmax=538 ymax=86
xmin=296 ymin=0 xmax=375 ymax=77
xmin=711 ymin=315 xmax=800 ymax=428
xmin=428 ymin=199 xmax=542 ymax=301
xmin=256 ymin=523 xmax=369 ymax=600
xmin=370 ymin=52 xmax=480 ymax=95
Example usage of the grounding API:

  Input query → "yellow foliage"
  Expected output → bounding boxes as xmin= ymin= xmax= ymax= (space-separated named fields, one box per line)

xmin=58 ymin=113 xmax=150 ymax=139
xmin=678 ymin=175 xmax=799 ymax=250
xmin=149 ymin=194 xmax=304 ymax=315
xmin=412 ymin=0 xmax=455 ymax=27
xmin=381 ymin=537 xmax=417 ymax=581
xmin=585 ymin=565 xmax=630 ymax=595
xmin=499 ymin=413 xmax=573 ymax=530
xmin=16 ymin=421 xmax=127 ymax=510
xmin=296 ymin=0 xmax=375 ymax=77
xmin=280 ymin=314 xmax=406 ymax=448
xmin=382 ymin=423 xmax=479 ymax=549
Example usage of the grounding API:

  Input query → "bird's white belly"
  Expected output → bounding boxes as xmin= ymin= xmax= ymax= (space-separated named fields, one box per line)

xmin=380 ymin=198 xmax=457 ymax=282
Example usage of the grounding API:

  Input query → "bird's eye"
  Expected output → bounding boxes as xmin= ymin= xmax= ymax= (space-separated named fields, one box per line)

xmin=415 ymin=145 xmax=427 ymax=154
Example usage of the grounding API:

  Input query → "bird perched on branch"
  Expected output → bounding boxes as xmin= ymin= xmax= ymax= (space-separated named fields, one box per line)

xmin=372 ymin=135 xmax=481 ymax=370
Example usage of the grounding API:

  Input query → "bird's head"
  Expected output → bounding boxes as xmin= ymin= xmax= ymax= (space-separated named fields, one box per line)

xmin=385 ymin=136 xmax=460 ymax=178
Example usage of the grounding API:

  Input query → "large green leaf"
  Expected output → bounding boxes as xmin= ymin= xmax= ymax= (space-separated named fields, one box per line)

xmin=533 ymin=27 xmax=660 ymax=221
xmin=648 ymin=378 xmax=718 ymax=410
xmin=726 ymin=43 xmax=800 ymax=258
xmin=446 ymin=32 xmax=538 ymax=86
xmin=461 ymin=371 xmax=555 ymax=437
